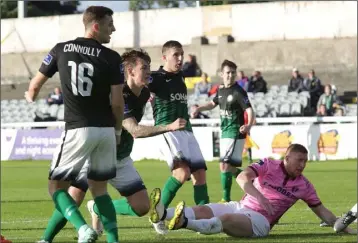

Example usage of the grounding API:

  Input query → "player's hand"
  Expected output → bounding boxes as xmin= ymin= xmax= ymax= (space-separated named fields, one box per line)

xmin=257 ymin=195 xmax=274 ymax=216
xmin=168 ymin=118 xmax=187 ymax=131
xmin=239 ymin=125 xmax=251 ymax=134
xmin=24 ymin=91 xmax=34 ymax=103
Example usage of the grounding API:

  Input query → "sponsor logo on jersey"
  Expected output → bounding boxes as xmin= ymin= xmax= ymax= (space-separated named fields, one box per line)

xmin=43 ymin=54 xmax=53 ymax=65
xmin=263 ymin=181 xmax=297 ymax=199
xmin=220 ymin=109 xmax=233 ymax=117
xmin=227 ymin=94 xmax=234 ymax=103
xmin=170 ymin=93 xmax=187 ymax=103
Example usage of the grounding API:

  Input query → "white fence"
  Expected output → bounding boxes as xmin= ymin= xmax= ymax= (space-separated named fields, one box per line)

xmin=1 ymin=116 xmax=357 ymax=162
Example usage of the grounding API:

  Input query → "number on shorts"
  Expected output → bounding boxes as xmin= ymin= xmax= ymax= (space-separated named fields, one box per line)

xmin=68 ymin=61 xmax=94 ymax=96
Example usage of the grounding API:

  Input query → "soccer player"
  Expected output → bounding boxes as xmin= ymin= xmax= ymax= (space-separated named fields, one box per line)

xmin=334 ymin=203 xmax=357 ymax=232
xmin=149 ymin=144 xmax=357 ymax=237
xmin=26 ymin=6 xmax=124 ymax=243
xmin=148 ymin=40 xmax=210 ymax=234
xmin=191 ymin=60 xmax=254 ymax=203
xmin=0 ymin=235 xmax=12 ymax=243
xmin=36 ymin=49 xmax=187 ymax=243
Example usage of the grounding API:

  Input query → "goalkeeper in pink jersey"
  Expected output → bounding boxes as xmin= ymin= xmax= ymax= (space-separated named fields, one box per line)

xmin=149 ymin=143 xmax=356 ymax=237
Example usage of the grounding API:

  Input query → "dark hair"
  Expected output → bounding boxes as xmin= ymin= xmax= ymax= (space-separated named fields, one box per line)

xmin=286 ymin=144 xmax=308 ymax=155
xmin=221 ymin=59 xmax=237 ymax=71
xmin=121 ymin=49 xmax=151 ymax=78
xmin=162 ymin=40 xmax=183 ymax=54
xmin=83 ymin=6 xmax=114 ymax=28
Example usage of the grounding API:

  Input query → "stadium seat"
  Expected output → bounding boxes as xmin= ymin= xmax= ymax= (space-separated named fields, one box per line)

xmin=56 ymin=108 xmax=64 ymax=121
xmin=291 ymin=102 xmax=303 ymax=116
xmin=269 ymin=102 xmax=280 ymax=114
xmin=270 ymin=85 xmax=279 ymax=92
xmin=278 ymin=103 xmax=291 ymax=117
xmin=254 ymin=92 xmax=265 ymax=99
xmin=299 ymin=91 xmax=310 ymax=98
xmin=298 ymin=95 xmax=308 ymax=108
xmin=280 ymin=85 xmax=288 ymax=92
xmin=49 ymin=104 xmax=59 ymax=118
xmin=247 ymin=92 xmax=254 ymax=99
xmin=255 ymin=103 xmax=268 ymax=118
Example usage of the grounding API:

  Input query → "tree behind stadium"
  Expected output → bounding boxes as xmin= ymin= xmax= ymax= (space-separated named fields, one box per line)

xmin=1 ymin=1 xmax=79 ymax=19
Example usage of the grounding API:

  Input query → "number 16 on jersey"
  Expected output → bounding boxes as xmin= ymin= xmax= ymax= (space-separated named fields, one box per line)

xmin=68 ymin=61 xmax=94 ymax=96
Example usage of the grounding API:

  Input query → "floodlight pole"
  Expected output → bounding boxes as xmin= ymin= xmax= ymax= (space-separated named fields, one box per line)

xmin=18 ymin=1 xmax=27 ymax=19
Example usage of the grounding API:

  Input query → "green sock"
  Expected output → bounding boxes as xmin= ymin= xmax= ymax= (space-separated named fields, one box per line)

xmin=42 ymin=209 xmax=68 ymax=242
xmin=161 ymin=176 xmax=182 ymax=208
xmin=193 ymin=184 xmax=209 ymax=205
xmin=232 ymin=168 xmax=243 ymax=178
xmin=95 ymin=198 xmax=139 ymax=217
xmin=221 ymin=172 xmax=232 ymax=202
xmin=94 ymin=194 xmax=118 ymax=243
xmin=52 ymin=189 xmax=86 ymax=231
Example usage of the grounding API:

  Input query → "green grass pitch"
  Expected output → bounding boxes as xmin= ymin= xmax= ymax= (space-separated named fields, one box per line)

xmin=1 ymin=159 xmax=357 ymax=243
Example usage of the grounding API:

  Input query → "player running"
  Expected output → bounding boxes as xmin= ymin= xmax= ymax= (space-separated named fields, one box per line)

xmin=192 ymin=60 xmax=254 ymax=203
xmin=149 ymin=144 xmax=357 ymax=237
xmin=27 ymin=6 xmax=125 ymax=243
xmin=36 ymin=49 xmax=186 ymax=243
xmin=148 ymin=40 xmax=210 ymax=234
xmin=334 ymin=203 xmax=357 ymax=233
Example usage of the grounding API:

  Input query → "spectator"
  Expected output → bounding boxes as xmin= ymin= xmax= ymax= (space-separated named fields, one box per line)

xmin=288 ymin=68 xmax=304 ymax=92
xmin=47 ymin=87 xmax=63 ymax=105
xmin=194 ymin=73 xmax=212 ymax=97
xmin=190 ymin=104 xmax=209 ymax=119
xmin=247 ymin=70 xmax=267 ymax=93
xmin=182 ymin=54 xmax=201 ymax=77
xmin=236 ymin=71 xmax=249 ymax=91
xmin=316 ymin=84 xmax=343 ymax=116
xmin=302 ymin=69 xmax=323 ymax=109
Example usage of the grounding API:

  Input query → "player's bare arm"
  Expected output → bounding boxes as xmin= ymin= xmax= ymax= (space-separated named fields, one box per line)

xmin=311 ymin=204 xmax=356 ymax=234
xmin=111 ymin=83 xmax=125 ymax=139
xmin=237 ymin=167 xmax=274 ymax=215
xmin=123 ymin=117 xmax=186 ymax=138
xmin=25 ymin=72 xmax=49 ymax=102
xmin=192 ymin=101 xmax=217 ymax=117
xmin=240 ymin=107 xmax=255 ymax=134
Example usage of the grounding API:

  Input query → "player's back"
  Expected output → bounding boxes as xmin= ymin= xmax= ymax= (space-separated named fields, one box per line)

xmin=54 ymin=37 xmax=122 ymax=130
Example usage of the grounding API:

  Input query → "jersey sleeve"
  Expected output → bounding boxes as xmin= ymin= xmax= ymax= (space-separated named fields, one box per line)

xmin=109 ymin=52 xmax=125 ymax=85
xmin=237 ymin=88 xmax=252 ymax=110
xmin=248 ymin=158 xmax=269 ymax=177
xmin=123 ymin=95 xmax=135 ymax=120
xmin=148 ymin=73 xmax=159 ymax=93
xmin=302 ymin=180 xmax=322 ymax=208
xmin=39 ymin=45 xmax=58 ymax=78
xmin=212 ymin=90 xmax=219 ymax=105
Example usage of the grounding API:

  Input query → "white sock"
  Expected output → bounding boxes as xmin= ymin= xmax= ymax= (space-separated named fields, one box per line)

xmin=350 ymin=203 xmax=357 ymax=214
xmin=186 ymin=217 xmax=222 ymax=234
xmin=165 ymin=207 xmax=195 ymax=220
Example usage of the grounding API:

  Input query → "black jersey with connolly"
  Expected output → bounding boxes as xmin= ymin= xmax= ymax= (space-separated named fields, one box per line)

xmin=213 ymin=83 xmax=251 ymax=139
xmin=149 ymin=66 xmax=192 ymax=132
xmin=117 ymin=85 xmax=150 ymax=160
xmin=38 ymin=37 xmax=125 ymax=130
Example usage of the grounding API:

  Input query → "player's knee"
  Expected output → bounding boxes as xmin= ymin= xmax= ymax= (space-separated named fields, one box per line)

xmin=172 ymin=163 xmax=191 ymax=183
xmin=133 ymin=202 xmax=150 ymax=217
xmin=191 ymin=169 xmax=206 ymax=185
xmin=127 ymin=190 xmax=150 ymax=216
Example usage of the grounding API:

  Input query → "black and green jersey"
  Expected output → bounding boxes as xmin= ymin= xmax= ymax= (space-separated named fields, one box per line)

xmin=149 ymin=66 xmax=192 ymax=132
xmin=117 ymin=84 xmax=150 ymax=160
xmin=213 ymin=83 xmax=251 ymax=139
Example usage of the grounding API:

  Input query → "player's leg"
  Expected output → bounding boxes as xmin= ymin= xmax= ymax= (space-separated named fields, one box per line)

xmin=160 ymin=131 xmax=192 ymax=208
xmin=334 ymin=203 xmax=358 ymax=232
xmin=40 ymin=163 xmax=89 ymax=243
xmin=187 ymin=131 xmax=210 ymax=205
xmin=87 ymin=127 xmax=119 ymax=243
xmin=168 ymin=201 xmax=270 ymax=237
xmin=48 ymin=129 xmax=97 ymax=242
xmin=219 ymin=138 xmax=245 ymax=202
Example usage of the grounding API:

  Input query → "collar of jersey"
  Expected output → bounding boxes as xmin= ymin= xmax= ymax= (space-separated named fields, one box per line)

xmin=158 ymin=66 xmax=183 ymax=77
xmin=75 ymin=37 xmax=101 ymax=45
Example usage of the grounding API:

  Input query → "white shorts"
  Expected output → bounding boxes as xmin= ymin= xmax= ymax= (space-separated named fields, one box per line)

xmin=206 ymin=201 xmax=270 ymax=237
xmin=72 ymin=156 xmax=146 ymax=196
xmin=220 ymin=138 xmax=245 ymax=166
xmin=49 ymin=127 xmax=116 ymax=182
xmin=161 ymin=130 xmax=206 ymax=172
